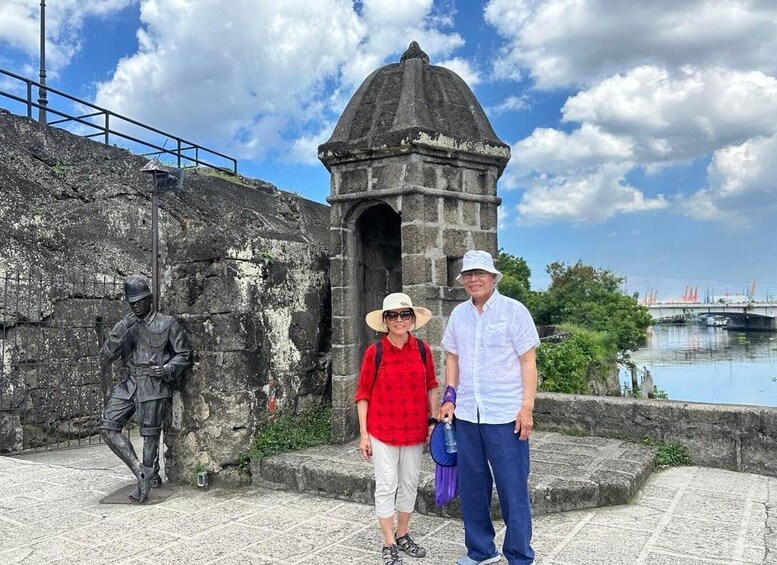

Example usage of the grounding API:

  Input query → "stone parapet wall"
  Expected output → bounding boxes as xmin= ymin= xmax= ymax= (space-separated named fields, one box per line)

xmin=535 ymin=392 xmax=777 ymax=477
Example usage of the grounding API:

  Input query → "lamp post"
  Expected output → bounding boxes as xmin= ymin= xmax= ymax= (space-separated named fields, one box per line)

xmin=140 ymin=160 xmax=183 ymax=311
xmin=38 ymin=0 xmax=48 ymax=123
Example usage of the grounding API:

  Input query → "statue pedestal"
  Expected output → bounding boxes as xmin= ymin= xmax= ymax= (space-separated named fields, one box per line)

xmin=99 ymin=483 xmax=176 ymax=505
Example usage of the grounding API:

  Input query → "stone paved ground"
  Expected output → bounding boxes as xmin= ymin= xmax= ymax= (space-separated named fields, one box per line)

xmin=1 ymin=444 xmax=775 ymax=564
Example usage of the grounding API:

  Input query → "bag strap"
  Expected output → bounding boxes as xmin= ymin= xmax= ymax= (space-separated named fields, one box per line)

xmin=374 ymin=335 xmax=427 ymax=379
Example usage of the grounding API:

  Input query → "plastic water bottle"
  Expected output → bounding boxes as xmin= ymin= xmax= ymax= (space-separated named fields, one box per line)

xmin=443 ymin=422 xmax=457 ymax=454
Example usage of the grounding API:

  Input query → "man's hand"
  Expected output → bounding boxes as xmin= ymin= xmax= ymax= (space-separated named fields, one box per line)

xmin=149 ymin=365 xmax=167 ymax=379
xmin=359 ymin=434 xmax=372 ymax=462
xmin=437 ymin=401 xmax=454 ymax=424
xmin=514 ymin=406 xmax=534 ymax=441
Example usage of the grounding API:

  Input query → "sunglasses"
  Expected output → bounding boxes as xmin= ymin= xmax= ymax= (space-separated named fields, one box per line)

xmin=384 ymin=310 xmax=414 ymax=321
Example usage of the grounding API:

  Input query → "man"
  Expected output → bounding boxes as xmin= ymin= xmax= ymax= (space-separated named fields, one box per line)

xmin=100 ymin=275 xmax=190 ymax=502
xmin=439 ymin=250 xmax=539 ymax=565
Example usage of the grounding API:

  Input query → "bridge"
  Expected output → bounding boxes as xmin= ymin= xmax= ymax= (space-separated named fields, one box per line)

xmin=647 ymin=302 xmax=777 ymax=331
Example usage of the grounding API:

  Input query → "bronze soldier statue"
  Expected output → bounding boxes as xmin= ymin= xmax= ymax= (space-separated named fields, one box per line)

xmin=100 ymin=275 xmax=190 ymax=502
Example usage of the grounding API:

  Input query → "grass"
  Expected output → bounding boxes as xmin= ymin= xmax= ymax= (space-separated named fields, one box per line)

xmin=640 ymin=437 xmax=693 ymax=469
xmin=237 ymin=405 xmax=331 ymax=469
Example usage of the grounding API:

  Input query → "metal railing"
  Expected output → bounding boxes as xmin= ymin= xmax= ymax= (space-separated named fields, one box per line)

xmin=0 ymin=68 xmax=237 ymax=175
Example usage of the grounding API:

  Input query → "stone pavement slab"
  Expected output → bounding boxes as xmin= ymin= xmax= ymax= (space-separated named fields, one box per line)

xmin=1 ymin=444 xmax=775 ymax=564
xmin=254 ymin=431 xmax=656 ymax=517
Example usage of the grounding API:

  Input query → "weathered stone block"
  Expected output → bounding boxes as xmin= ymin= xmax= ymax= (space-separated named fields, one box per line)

xmin=480 ymin=203 xmax=497 ymax=231
xmin=402 ymin=254 xmax=432 ymax=286
xmin=331 ymin=316 xmax=357 ymax=346
xmin=461 ymin=201 xmax=478 ymax=227
xmin=471 ymin=230 xmax=497 ymax=255
xmin=424 ymin=197 xmax=440 ymax=223
xmin=443 ymin=198 xmax=459 ymax=224
xmin=402 ymin=225 xmax=440 ymax=255
xmin=331 ymin=344 xmax=360 ymax=377
xmin=443 ymin=229 xmax=470 ymax=257
xmin=340 ymin=168 xmax=368 ymax=194
xmin=372 ymin=163 xmax=404 ymax=191
xmin=439 ymin=165 xmax=461 ymax=192
xmin=400 ymin=192 xmax=425 ymax=223
xmin=331 ymin=405 xmax=359 ymax=442
xmin=463 ymin=168 xmax=487 ymax=195
xmin=329 ymin=227 xmax=348 ymax=256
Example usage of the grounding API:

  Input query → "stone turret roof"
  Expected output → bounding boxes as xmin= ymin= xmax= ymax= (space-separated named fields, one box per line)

xmin=319 ymin=42 xmax=510 ymax=166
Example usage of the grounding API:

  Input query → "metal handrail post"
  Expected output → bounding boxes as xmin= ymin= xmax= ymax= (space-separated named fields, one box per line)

xmin=104 ymin=112 xmax=110 ymax=144
xmin=26 ymin=81 xmax=32 ymax=118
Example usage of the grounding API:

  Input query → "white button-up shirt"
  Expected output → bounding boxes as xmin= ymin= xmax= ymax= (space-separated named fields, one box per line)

xmin=442 ymin=289 xmax=540 ymax=424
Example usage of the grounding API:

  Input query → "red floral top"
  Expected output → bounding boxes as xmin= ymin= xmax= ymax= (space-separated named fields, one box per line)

xmin=354 ymin=334 xmax=438 ymax=446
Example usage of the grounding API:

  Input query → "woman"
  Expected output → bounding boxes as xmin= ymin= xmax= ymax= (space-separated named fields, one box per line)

xmin=355 ymin=292 xmax=439 ymax=565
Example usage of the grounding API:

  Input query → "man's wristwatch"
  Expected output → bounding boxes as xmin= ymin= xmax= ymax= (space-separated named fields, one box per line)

xmin=428 ymin=417 xmax=439 ymax=426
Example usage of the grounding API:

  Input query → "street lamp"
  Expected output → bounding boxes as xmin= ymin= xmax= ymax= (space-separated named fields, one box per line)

xmin=38 ymin=0 xmax=48 ymax=123
xmin=140 ymin=159 xmax=183 ymax=311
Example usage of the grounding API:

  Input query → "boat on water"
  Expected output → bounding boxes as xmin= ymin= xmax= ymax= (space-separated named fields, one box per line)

xmin=705 ymin=315 xmax=728 ymax=327
xmin=659 ymin=315 xmax=689 ymax=325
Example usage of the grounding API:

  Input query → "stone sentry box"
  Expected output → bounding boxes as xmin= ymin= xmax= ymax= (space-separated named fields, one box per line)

xmin=318 ymin=42 xmax=511 ymax=441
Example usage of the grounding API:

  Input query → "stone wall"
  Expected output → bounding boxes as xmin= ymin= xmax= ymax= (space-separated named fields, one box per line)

xmin=0 ymin=111 xmax=332 ymax=481
xmin=163 ymin=200 xmax=330 ymax=485
xmin=0 ymin=274 xmax=125 ymax=452
xmin=535 ymin=392 xmax=777 ymax=477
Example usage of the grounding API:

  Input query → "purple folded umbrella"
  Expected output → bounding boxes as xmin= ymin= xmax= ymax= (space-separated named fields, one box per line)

xmin=430 ymin=423 xmax=458 ymax=506
xmin=434 ymin=463 xmax=458 ymax=506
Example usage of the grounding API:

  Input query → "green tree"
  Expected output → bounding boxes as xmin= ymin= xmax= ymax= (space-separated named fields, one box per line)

xmin=534 ymin=261 xmax=652 ymax=352
xmin=495 ymin=249 xmax=532 ymax=304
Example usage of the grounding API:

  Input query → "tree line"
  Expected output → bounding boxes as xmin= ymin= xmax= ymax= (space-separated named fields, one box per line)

xmin=496 ymin=251 xmax=653 ymax=394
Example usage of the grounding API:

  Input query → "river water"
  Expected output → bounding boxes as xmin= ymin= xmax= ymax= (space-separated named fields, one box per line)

xmin=620 ymin=324 xmax=777 ymax=407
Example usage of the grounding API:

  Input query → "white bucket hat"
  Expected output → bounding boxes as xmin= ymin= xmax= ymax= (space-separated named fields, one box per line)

xmin=456 ymin=250 xmax=503 ymax=284
xmin=365 ymin=292 xmax=432 ymax=333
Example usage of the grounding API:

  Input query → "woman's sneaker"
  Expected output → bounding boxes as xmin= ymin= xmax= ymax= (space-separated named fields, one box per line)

xmin=383 ymin=544 xmax=403 ymax=564
xmin=395 ymin=533 xmax=427 ymax=558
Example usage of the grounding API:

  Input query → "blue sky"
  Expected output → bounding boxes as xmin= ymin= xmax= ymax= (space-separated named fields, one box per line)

xmin=2 ymin=0 xmax=777 ymax=301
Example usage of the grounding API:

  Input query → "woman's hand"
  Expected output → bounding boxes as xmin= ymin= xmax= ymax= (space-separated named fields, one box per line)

xmin=359 ymin=433 xmax=372 ymax=462
xmin=425 ymin=423 xmax=435 ymax=449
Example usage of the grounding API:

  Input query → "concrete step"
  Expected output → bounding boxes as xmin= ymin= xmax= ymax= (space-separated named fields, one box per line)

xmin=250 ymin=431 xmax=655 ymax=518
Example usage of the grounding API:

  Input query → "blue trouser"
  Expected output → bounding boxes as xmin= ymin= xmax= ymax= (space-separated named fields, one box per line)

xmin=457 ymin=419 xmax=534 ymax=565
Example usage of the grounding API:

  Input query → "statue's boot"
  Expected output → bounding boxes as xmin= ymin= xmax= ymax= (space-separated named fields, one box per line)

xmin=129 ymin=435 xmax=161 ymax=500
xmin=101 ymin=430 xmax=153 ymax=503
xmin=128 ymin=465 xmax=155 ymax=503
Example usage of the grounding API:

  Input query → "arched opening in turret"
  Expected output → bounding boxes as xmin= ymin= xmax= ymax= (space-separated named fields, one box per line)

xmin=355 ymin=203 xmax=402 ymax=351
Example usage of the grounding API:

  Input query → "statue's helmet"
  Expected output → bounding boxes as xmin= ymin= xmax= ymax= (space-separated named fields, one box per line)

xmin=124 ymin=275 xmax=152 ymax=303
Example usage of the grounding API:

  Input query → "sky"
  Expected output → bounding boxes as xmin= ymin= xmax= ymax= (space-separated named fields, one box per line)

xmin=1 ymin=0 xmax=776 ymax=302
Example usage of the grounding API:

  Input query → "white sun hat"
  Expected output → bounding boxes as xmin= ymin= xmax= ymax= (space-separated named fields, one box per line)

xmin=456 ymin=250 xmax=503 ymax=284
xmin=365 ymin=292 xmax=433 ymax=333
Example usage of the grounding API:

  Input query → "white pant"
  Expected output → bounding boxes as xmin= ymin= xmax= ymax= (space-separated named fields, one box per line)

xmin=370 ymin=435 xmax=424 ymax=518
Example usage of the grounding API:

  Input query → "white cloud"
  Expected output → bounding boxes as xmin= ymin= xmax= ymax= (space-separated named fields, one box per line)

xmin=436 ymin=57 xmax=480 ymax=87
xmin=563 ymin=66 xmax=777 ymax=164
xmin=92 ymin=0 xmax=467 ymax=163
xmin=679 ymin=135 xmax=777 ymax=225
xmin=504 ymin=124 xmax=634 ymax=184
xmin=483 ymin=1 xmax=777 ymax=227
xmin=488 ymin=94 xmax=530 ymax=115
xmin=515 ymin=164 xmax=667 ymax=225
xmin=484 ymin=0 xmax=777 ymax=89
xmin=0 ymin=0 xmax=134 ymax=72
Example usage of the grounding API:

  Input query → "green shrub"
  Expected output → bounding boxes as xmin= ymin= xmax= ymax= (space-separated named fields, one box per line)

xmin=641 ymin=437 xmax=692 ymax=468
xmin=537 ymin=325 xmax=613 ymax=394
xmin=237 ymin=405 xmax=331 ymax=469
